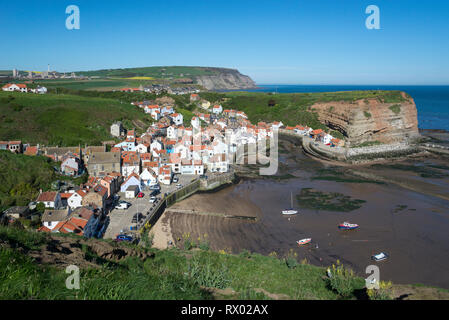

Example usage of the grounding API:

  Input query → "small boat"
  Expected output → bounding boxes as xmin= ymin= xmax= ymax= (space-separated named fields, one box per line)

xmin=282 ymin=192 xmax=298 ymax=215
xmin=371 ymin=252 xmax=389 ymax=261
xmin=338 ymin=222 xmax=359 ymax=230
xmin=297 ymin=238 xmax=312 ymax=246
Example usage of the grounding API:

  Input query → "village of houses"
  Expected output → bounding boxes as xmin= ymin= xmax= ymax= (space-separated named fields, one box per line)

xmin=1 ymin=85 xmax=344 ymax=242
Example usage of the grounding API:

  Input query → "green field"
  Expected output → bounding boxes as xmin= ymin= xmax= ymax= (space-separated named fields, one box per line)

xmin=74 ymin=66 xmax=227 ymax=79
xmin=31 ymin=79 xmax=144 ymax=91
xmin=0 ymin=91 xmax=153 ymax=146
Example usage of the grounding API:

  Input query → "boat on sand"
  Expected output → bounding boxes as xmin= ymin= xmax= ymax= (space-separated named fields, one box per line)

xmin=338 ymin=222 xmax=359 ymax=230
xmin=282 ymin=192 xmax=298 ymax=215
xmin=297 ymin=238 xmax=312 ymax=246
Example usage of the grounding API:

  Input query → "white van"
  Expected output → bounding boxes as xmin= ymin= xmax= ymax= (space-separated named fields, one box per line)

xmin=115 ymin=202 xmax=129 ymax=210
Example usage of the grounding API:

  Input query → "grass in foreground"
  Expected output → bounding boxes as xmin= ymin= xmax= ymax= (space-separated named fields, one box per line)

xmin=0 ymin=225 xmax=371 ymax=300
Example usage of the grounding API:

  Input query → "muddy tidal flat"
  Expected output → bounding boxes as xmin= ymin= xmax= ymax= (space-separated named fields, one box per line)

xmin=157 ymin=138 xmax=449 ymax=289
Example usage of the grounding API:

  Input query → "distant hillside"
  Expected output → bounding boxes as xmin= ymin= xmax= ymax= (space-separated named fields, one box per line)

xmin=0 ymin=91 xmax=153 ymax=146
xmin=74 ymin=66 xmax=257 ymax=90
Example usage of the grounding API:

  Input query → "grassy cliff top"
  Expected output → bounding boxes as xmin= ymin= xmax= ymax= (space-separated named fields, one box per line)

xmin=73 ymin=66 xmax=241 ymax=79
xmin=199 ymin=90 xmax=410 ymax=131
xmin=0 ymin=91 xmax=153 ymax=146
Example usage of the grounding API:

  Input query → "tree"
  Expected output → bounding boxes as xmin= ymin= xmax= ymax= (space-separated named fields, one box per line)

xmin=36 ymin=202 xmax=45 ymax=214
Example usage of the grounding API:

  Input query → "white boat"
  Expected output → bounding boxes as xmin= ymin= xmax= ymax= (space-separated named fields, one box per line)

xmin=282 ymin=192 xmax=298 ymax=215
xmin=372 ymin=252 xmax=389 ymax=261
xmin=338 ymin=222 xmax=359 ymax=230
xmin=297 ymin=238 xmax=312 ymax=246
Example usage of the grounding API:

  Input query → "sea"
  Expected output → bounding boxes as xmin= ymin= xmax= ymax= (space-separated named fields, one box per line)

xmin=240 ymin=85 xmax=449 ymax=131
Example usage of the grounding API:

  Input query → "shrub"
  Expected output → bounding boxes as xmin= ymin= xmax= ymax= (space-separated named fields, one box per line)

xmin=326 ymin=261 xmax=360 ymax=299
xmin=182 ymin=232 xmax=195 ymax=250
xmin=198 ymin=240 xmax=210 ymax=251
xmin=286 ymin=257 xmax=298 ymax=269
xmin=367 ymin=281 xmax=393 ymax=300
xmin=239 ymin=249 xmax=251 ymax=259
xmin=285 ymin=249 xmax=298 ymax=269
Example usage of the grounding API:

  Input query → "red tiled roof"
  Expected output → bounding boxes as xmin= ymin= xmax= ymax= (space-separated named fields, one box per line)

xmin=38 ymin=225 xmax=51 ymax=233
xmin=24 ymin=146 xmax=38 ymax=155
xmin=37 ymin=191 xmax=58 ymax=202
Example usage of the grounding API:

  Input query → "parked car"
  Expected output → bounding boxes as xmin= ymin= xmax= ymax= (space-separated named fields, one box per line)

xmin=173 ymin=177 xmax=179 ymax=183
xmin=115 ymin=202 xmax=129 ymax=210
xmin=132 ymin=212 xmax=143 ymax=223
xmin=149 ymin=184 xmax=160 ymax=190
xmin=115 ymin=234 xmax=133 ymax=242
xmin=150 ymin=189 xmax=160 ymax=196
xmin=149 ymin=196 xmax=157 ymax=203
xmin=137 ymin=192 xmax=144 ymax=198
xmin=176 ymin=183 xmax=182 ymax=188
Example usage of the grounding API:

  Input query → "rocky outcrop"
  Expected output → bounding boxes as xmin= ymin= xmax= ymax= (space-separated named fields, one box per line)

xmin=310 ymin=93 xmax=420 ymax=145
xmin=193 ymin=68 xmax=257 ymax=90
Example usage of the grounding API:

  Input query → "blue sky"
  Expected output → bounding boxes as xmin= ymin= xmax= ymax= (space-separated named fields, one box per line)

xmin=1 ymin=0 xmax=449 ymax=84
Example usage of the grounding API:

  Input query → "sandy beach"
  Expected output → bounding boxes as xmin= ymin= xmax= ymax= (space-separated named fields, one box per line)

xmin=149 ymin=212 xmax=175 ymax=249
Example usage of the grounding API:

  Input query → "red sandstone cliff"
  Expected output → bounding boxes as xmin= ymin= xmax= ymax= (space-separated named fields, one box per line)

xmin=309 ymin=92 xmax=420 ymax=145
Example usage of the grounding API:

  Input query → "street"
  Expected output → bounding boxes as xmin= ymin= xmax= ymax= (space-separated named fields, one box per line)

xmin=102 ymin=174 xmax=198 ymax=239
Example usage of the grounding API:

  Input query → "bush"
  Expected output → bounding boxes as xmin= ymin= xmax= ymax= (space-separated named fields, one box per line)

xmin=286 ymin=257 xmax=298 ymax=269
xmin=198 ymin=240 xmax=210 ymax=251
xmin=182 ymin=232 xmax=196 ymax=250
xmin=285 ymin=248 xmax=298 ymax=269
xmin=239 ymin=249 xmax=251 ymax=259
xmin=367 ymin=281 xmax=393 ymax=300
xmin=326 ymin=261 xmax=360 ymax=299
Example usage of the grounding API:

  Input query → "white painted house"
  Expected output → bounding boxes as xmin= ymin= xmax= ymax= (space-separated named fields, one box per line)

xmin=212 ymin=105 xmax=223 ymax=114
xmin=136 ymin=143 xmax=149 ymax=154
xmin=120 ymin=173 xmax=141 ymax=193
xmin=2 ymin=83 xmax=27 ymax=92
xmin=140 ymin=168 xmax=158 ymax=186
xmin=170 ymin=113 xmax=183 ymax=126
xmin=67 ymin=190 xmax=87 ymax=209
xmin=323 ymin=134 xmax=333 ymax=145
xmin=167 ymin=126 xmax=178 ymax=139
xmin=191 ymin=116 xmax=200 ymax=129
xmin=36 ymin=191 xmax=62 ymax=209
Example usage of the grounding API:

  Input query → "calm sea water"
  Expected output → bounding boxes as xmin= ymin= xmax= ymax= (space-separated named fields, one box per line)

xmin=243 ymin=85 xmax=449 ymax=131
